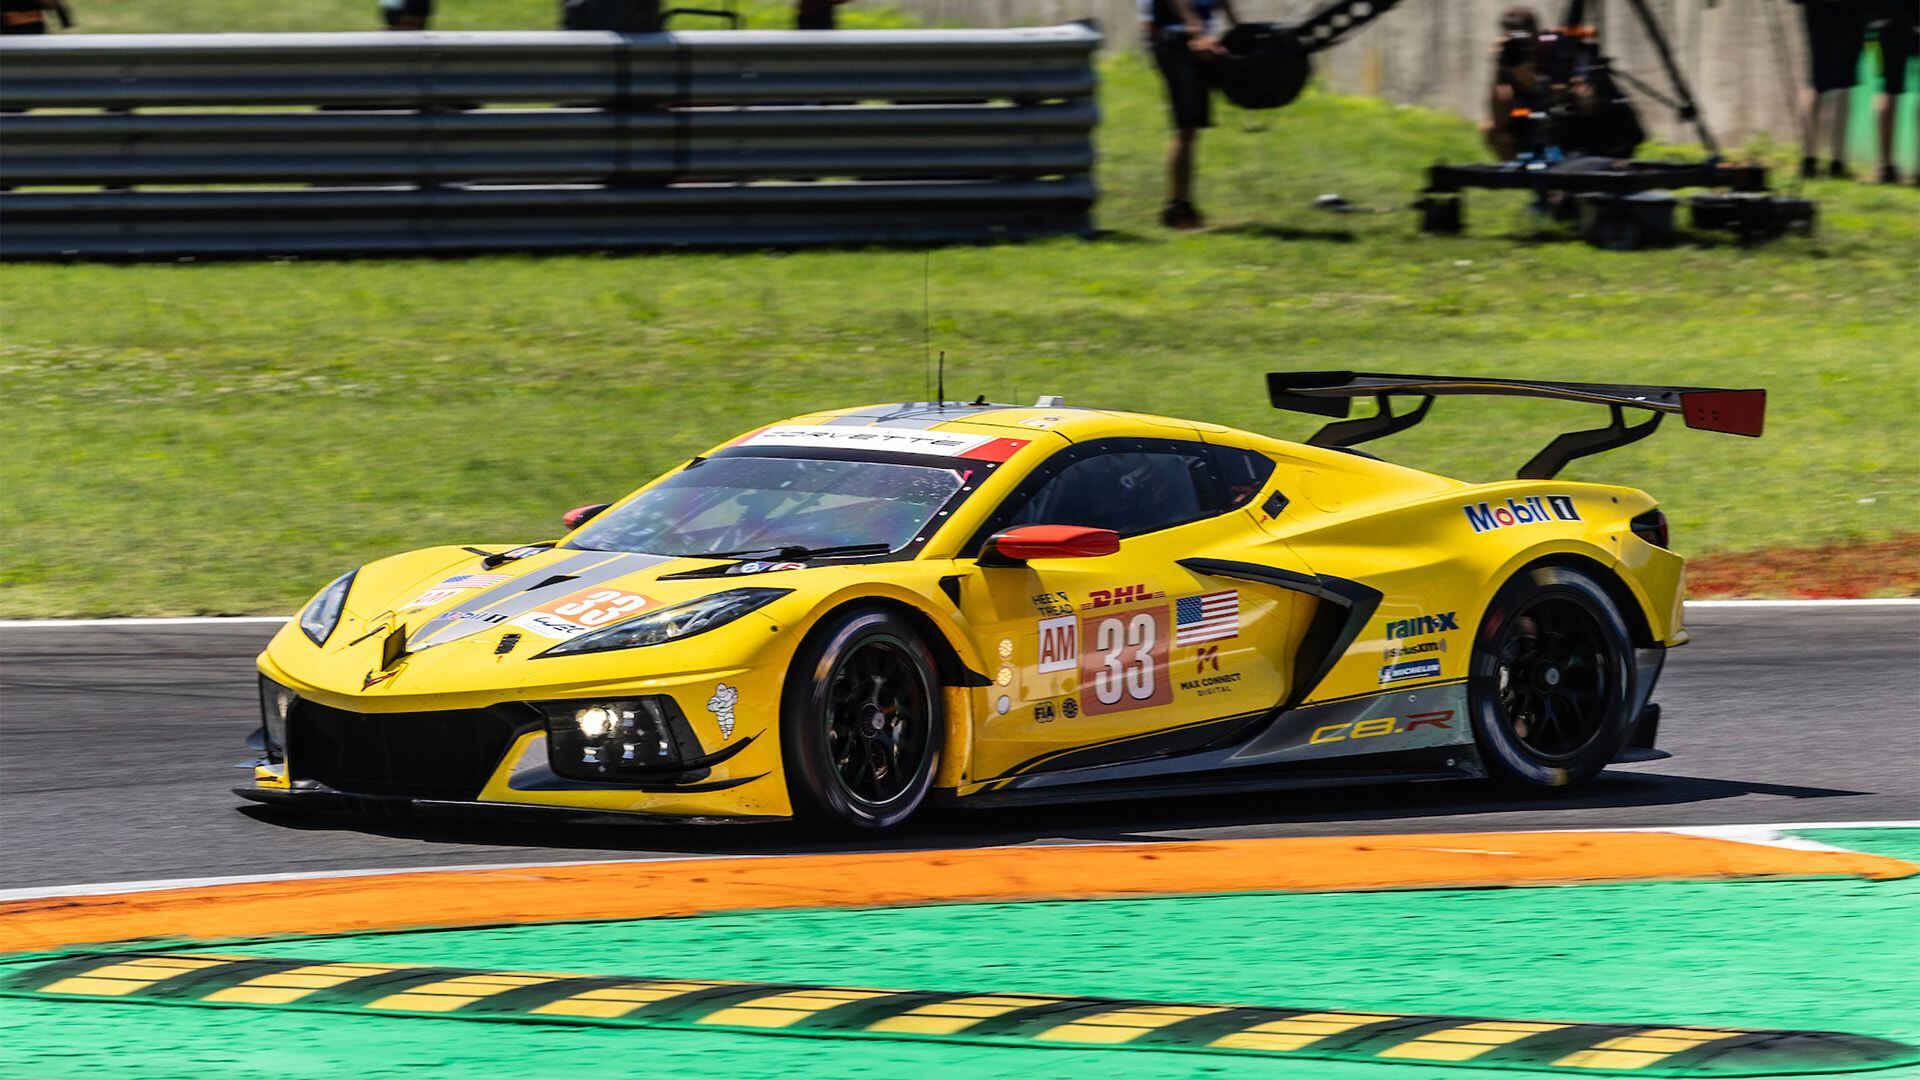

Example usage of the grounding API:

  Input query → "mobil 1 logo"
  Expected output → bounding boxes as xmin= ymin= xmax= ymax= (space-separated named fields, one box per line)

xmin=1463 ymin=495 xmax=1580 ymax=534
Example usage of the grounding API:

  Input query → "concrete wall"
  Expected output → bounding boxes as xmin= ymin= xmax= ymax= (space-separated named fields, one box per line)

xmin=888 ymin=0 xmax=1813 ymax=147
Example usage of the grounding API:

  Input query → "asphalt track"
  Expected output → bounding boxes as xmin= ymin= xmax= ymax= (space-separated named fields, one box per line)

xmin=2 ymin=606 xmax=1914 ymax=892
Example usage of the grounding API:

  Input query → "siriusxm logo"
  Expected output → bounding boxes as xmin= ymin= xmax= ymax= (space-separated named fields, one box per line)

xmin=1384 ymin=612 xmax=1458 ymax=639
xmin=1463 ymin=495 xmax=1580 ymax=534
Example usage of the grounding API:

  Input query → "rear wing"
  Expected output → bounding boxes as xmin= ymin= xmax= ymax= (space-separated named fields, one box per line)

xmin=1266 ymin=371 xmax=1765 ymax=480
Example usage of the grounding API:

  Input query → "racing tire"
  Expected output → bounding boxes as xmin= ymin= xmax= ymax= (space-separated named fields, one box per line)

xmin=781 ymin=607 xmax=943 ymax=832
xmin=1468 ymin=564 xmax=1636 ymax=792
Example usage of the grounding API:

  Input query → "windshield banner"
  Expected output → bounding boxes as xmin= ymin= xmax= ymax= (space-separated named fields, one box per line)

xmin=739 ymin=425 xmax=1026 ymax=460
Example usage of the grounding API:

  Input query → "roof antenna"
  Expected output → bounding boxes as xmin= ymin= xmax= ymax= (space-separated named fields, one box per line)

xmin=936 ymin=350 xmax=947 ymax=407
xmin=922 ymin=252 xmax=933 ymax=403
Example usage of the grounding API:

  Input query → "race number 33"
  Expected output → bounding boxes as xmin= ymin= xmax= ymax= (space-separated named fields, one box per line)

xmin=1079 ymin=608 xmax=1171 ymax=715
xmin=552 ymin=589 xmax=647 ymax=627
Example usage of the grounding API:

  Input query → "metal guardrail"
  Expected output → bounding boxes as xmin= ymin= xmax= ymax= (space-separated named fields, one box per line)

xmin=0 ymin=26 xmax=1100 ymax=258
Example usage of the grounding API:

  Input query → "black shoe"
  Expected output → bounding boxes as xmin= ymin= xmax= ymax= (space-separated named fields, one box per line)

xmin=1828 ymin=160 xmax=1853 ymax=180
xmin=1159 ymin=200 xmax=1205 ymax=230
xmin=1878 ymin=164 xmax=1900 ymax=185
xmin=1800 ymin=156 xmax=1819 ymax=181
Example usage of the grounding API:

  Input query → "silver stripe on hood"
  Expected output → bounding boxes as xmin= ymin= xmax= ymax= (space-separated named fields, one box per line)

xmin=406 ymin=550 xmax=673 ymax=651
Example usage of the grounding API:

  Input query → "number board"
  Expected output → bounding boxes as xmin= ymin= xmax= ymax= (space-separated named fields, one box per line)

xmin=513 ymin=588 xmax=651 ymax=640
xmin=1078 ymin=606 xmax=1172 ymax=715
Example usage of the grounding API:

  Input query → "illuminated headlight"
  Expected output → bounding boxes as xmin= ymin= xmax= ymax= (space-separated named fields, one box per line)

xmin=574 ymin=705 xmax=620 ymax=740
xmin=539 ymin=697 xmax=705 ymax=782
xmin=256 ymin=675 xmax=295 ymax=763
xmin=298 ymin=570 xmax=356 ymax=646
xmin=539 ymin=588 xmax=788 ymax=657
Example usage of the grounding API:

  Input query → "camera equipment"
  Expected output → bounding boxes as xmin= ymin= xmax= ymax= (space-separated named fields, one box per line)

xmin=1212 ymin=1 xmax=1407 ymax=111
xmin=1207 ymin=0 xmax=1812 ymax=248
xmin=1417 ymin=0 xmax=1812 ymax=248
xmin=1216 ymin=22 xmax=1312 ymax=110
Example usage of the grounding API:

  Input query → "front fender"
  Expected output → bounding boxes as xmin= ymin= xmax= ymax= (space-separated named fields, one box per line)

xmin=768 ymin=575 xmax=988 ymax=789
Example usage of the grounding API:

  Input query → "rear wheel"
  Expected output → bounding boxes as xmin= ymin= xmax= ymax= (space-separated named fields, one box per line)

xmin=1469 ymin=565 xmax=1635 ymax=791
xmin=781 ymin=607 xmax=943 ymax=832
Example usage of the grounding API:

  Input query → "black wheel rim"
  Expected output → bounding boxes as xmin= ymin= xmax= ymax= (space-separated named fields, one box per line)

xmin=1492 ymin=596 xmax=1616 ymax=761
xmin=823 ymin=637 xmax=932 ymax=808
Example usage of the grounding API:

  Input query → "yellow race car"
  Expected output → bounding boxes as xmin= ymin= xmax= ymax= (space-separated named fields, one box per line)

xmin=242 ymin=372 xmax=1765 ymax=831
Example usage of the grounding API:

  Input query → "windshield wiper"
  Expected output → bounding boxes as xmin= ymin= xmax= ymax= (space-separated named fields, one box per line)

xmin=697 ymin=542 xmax=893 ymax=561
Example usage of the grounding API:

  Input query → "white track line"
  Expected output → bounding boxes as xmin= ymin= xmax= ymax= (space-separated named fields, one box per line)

xmin=4 ymin=821 xmax=1913 ymax=905
xmin=0 ymin=616 xmax=289 ymax=628
xmin=1 ymin=600 xmax=1914 ymax=629
xmin=0 ymin=852 xmax=776 ymax=903
xmin=1686 ymin=599 xmax=1920 ymax=609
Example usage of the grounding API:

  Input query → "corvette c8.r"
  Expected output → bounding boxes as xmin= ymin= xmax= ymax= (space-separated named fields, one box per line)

xmin=242 ymin=372 xmax=1764 ymax=830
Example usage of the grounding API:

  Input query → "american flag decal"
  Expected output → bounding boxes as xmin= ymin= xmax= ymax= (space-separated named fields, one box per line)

xmin=1175 ymin=590 xmax=1239 ymax=645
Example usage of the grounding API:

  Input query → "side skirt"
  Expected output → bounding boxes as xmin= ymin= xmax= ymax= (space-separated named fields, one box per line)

xmin=960 ymin=680 xmax=1478 ymax=798
xmin=943 ymin=746 xmax=1483 ymax=810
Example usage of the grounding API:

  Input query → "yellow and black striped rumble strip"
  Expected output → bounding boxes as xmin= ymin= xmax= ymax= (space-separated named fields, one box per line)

xmin=2 ymin=952 xmax=1912 ymax=1077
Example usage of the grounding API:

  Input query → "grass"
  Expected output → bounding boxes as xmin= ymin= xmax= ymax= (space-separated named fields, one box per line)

xmin=1 ymin=8 xmax=1916 ymax=614
xmin=65 ymin=0 xmax=918 ymax=32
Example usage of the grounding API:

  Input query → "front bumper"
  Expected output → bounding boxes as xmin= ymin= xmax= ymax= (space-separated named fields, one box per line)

xmin=247 ymin=676 xmax=795 ymax=820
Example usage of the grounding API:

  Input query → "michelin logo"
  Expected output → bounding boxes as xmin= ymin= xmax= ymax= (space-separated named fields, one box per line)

xmin=1380 ymin=658 xmax=1443 ymax=684
xmin=707 ymin=683 xmax=738 ymax=740
xmin=1464 ymin=495 xmax=1580 ymax=534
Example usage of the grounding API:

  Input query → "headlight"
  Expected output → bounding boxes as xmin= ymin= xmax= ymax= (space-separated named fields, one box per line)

xmin=539 ymin=697 xmax=706 ymax=781
xmin=539 ymin=588 xmax=788 ymax=657
xmin=257 ymin=675 xmax=295 ymax=763
xmin=298 ymin=570 xmax=355 ymax=646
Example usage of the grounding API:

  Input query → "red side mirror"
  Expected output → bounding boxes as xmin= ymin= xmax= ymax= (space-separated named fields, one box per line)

xmin=984 ymin=525 xmax=1121 ymax=565
xmin=563 ymin=502 xmax=613 ymax=529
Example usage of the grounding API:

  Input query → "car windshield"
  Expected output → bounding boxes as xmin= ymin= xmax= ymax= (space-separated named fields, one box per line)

xmin=568 ymin=455 xmax=968 ymax=559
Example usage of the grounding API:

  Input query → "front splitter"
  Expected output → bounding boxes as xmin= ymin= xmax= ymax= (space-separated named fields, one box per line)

xmin=233 ymin=785 xmax=782 ymax=826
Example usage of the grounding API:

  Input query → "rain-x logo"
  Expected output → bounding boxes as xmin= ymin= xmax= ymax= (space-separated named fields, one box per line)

xmin=1463 ymin=495 xmax=1580 ymax=533
xmin=1384 ymin=612 xmax=1458 ymax=639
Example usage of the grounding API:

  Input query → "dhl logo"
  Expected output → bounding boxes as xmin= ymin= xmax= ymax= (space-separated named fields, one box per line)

xmin=1084 ymin=584 xmax=1164 ymax=609
xmin=1309 ymin=710 xmax=1454 ymax=745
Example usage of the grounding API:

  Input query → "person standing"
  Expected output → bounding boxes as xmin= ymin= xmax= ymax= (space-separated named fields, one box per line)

xmin=0 ymin=0 xmax=71 ymax=35
xmin=1870 ymin=0 xmax=1917 ymax=183
xmin=797 ymin=0 xmax=848 ymax=30
xmin=1142 ymin=0 xmax=1235 ymax=230
xmin=1797 ymin=0 xmax=1871 ymax=179
xmin=380 ymin=0 xmax=433 ymax=30
xmin=1484 ymin=6 xmax=1543 ymax=161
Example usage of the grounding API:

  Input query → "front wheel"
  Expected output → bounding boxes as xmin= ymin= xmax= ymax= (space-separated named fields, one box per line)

xmin=1468 ymin=564 xmax=1636 ymax=792
xmin=781 ymin=607 xmax=943 ymax=832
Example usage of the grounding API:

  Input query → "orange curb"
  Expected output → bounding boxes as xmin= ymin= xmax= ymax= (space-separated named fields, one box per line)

xmin=4 ymin=831 xmax=1912 ymax=954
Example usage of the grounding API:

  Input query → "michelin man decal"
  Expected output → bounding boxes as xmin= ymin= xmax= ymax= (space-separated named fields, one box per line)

xmin=707 ymin=683 xmax=739 ymax=739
